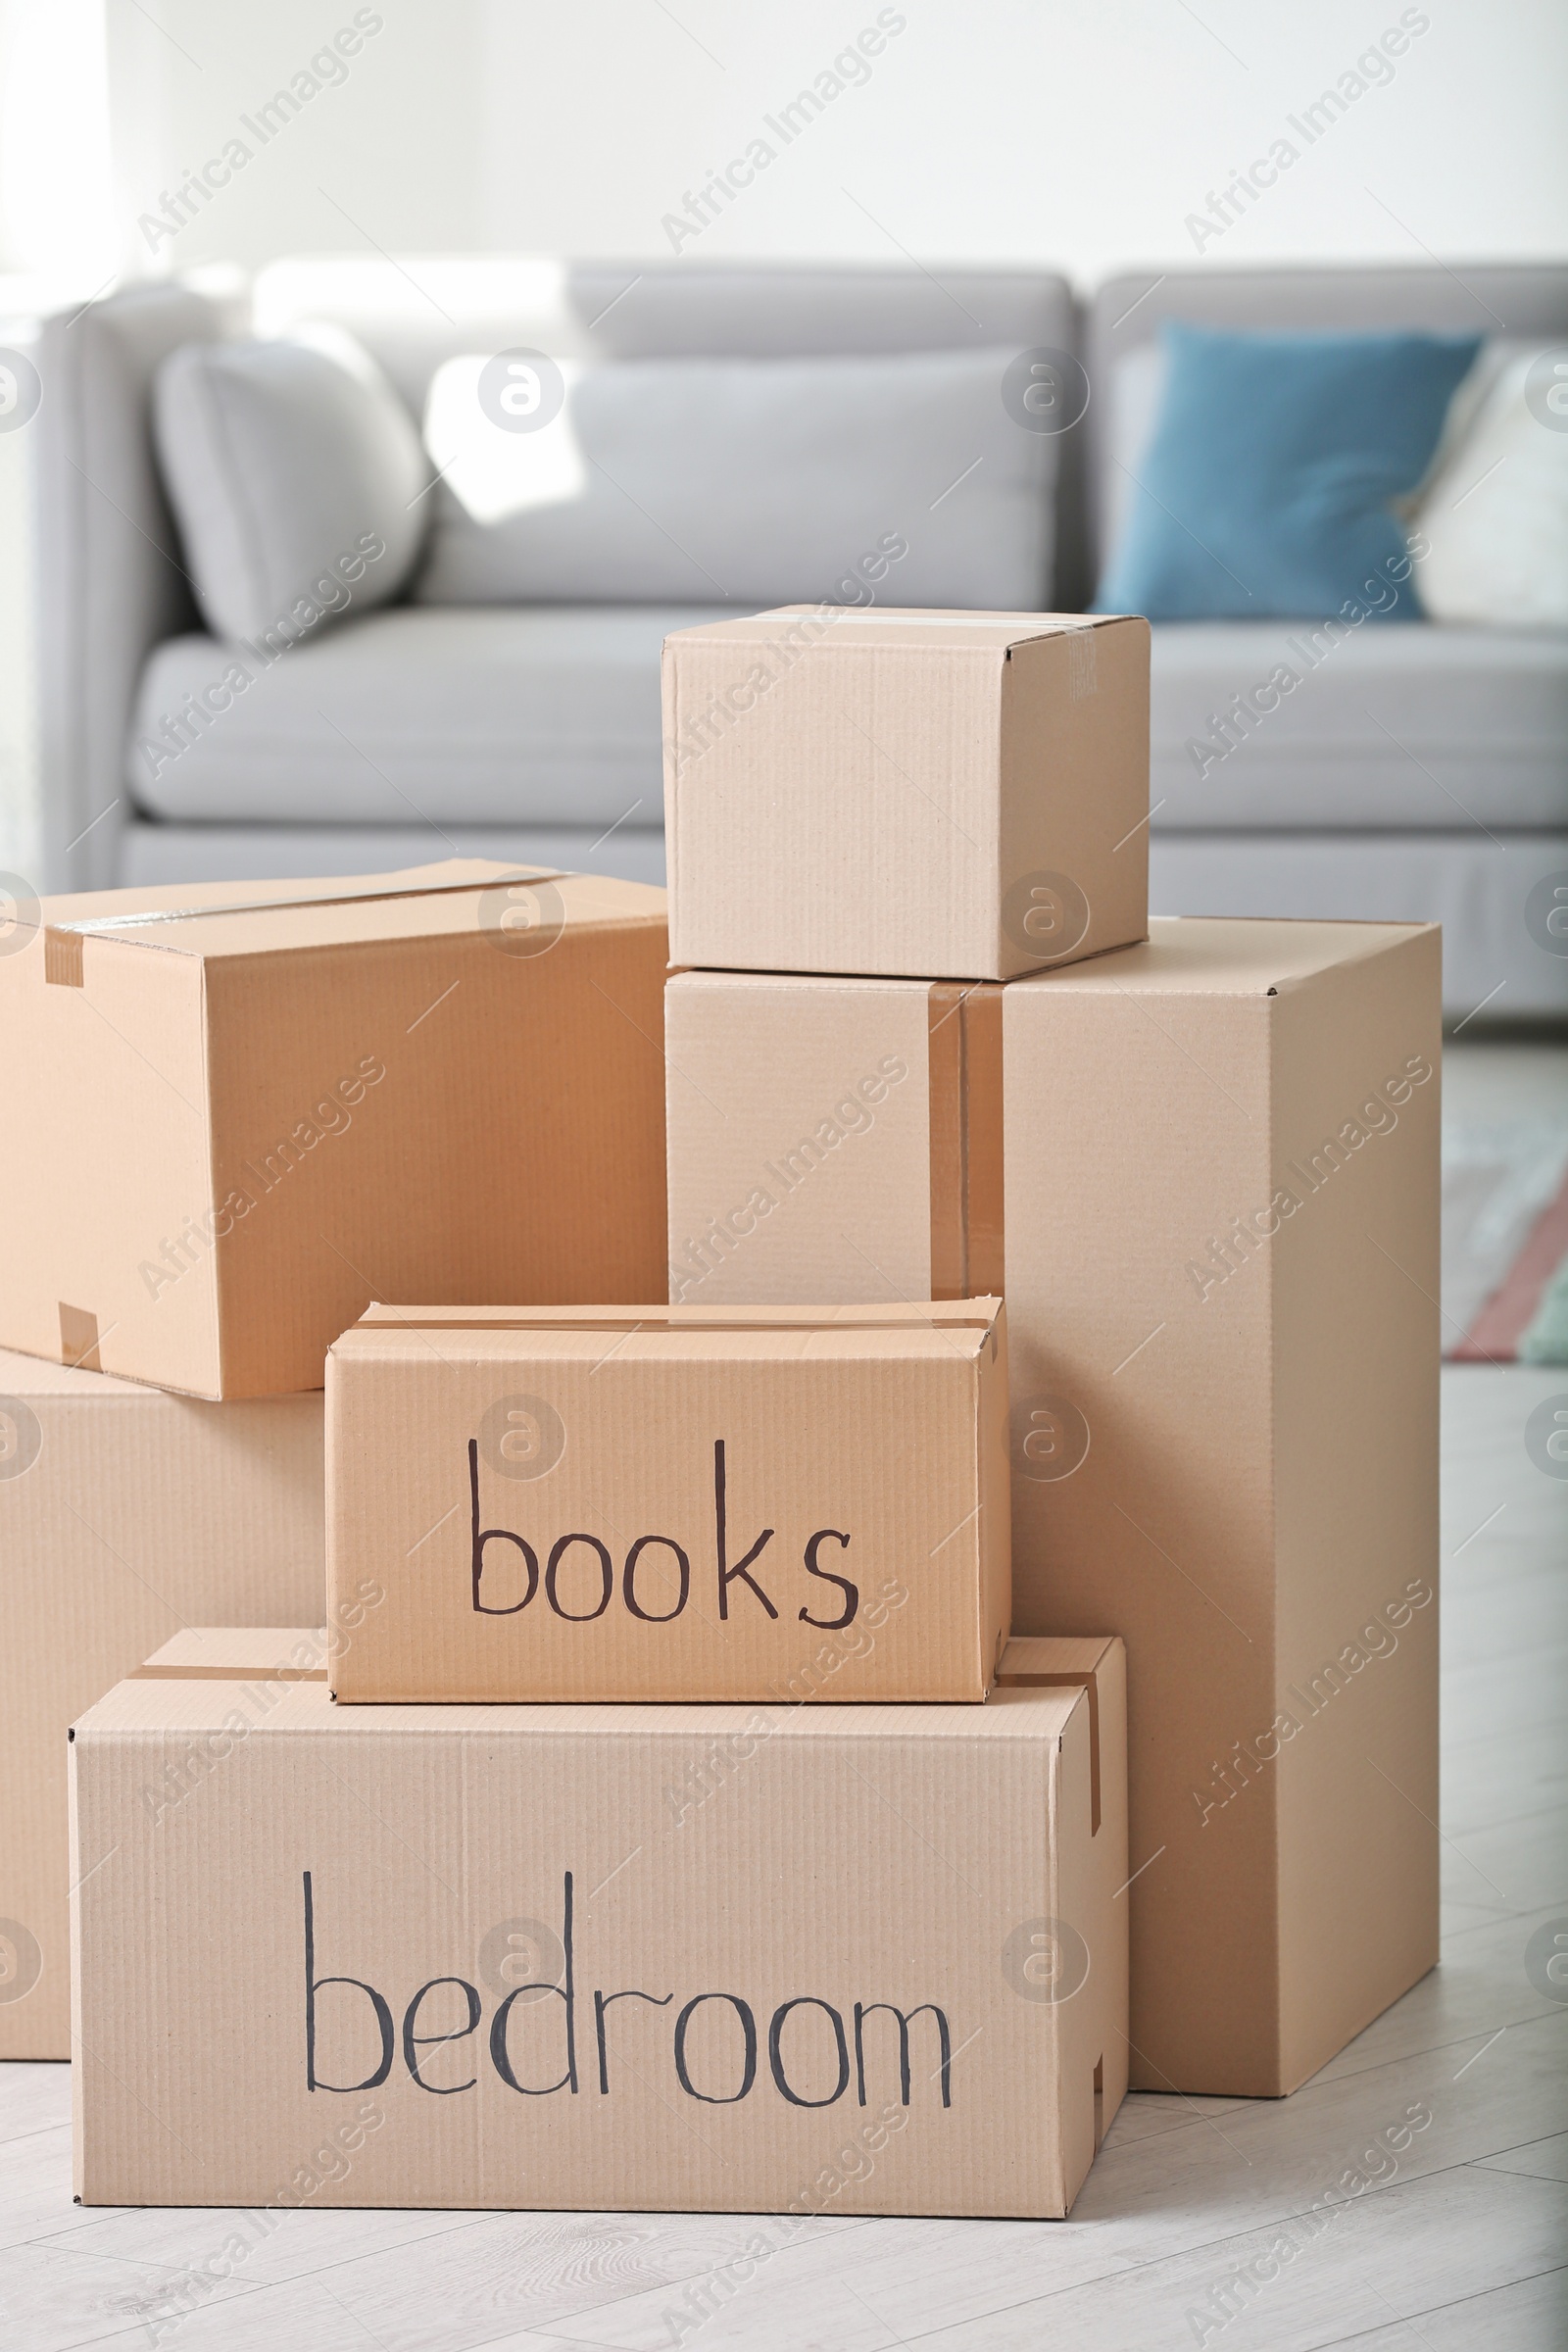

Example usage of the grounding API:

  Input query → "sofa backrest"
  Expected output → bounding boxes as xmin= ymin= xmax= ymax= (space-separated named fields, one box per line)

xmin=1085 ymin=263 xmax=1568 ymax=577
xmin=253 ymin=255 xmax=1074 ymax=399
xmin=253 ymin=257 xmax=1090 ymax=610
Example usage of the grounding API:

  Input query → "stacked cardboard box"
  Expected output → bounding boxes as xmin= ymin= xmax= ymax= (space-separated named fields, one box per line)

xmin=74 ymin=1623 xmax=1127 ymax=2219
xmin=72 ymin=1290 xmax=1129 ymax=2218
xmin=660 ymin=612 xmax=1441 ymax=2099
xmin=5 ymin=858 xmax=668 ymax=2054
xmin=6 ymin=860 xmax=668 ymax=1394
xmin=54 ymin=603 xmax=1438 ymax=2224
xmin=0 ymin=1353 xmax=322 ymax=2058
xmin=41 ymin=832 xmax=1125 ymax=2218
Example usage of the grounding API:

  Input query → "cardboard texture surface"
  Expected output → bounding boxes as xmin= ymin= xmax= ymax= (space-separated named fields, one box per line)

xmin=328 ymin=1300 xmax=1010 ymax=1703
xmin=71 ymin=1631 xmax=1127 ymax=2219
xmin=0 ymin=861 xmax=669 ymax=1399
xmin=662 ymin=609 xmax=1150 ymax=980
xmin=0 ymin=1351 xmax=323 ymax=2058
xmin=663 ymin=917 xmax=1443 ymax=2095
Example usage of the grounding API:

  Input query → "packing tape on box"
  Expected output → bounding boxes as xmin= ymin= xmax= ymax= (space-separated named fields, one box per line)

xmin=41 ymin=867 xmax=571 ymax=984
xmin=928 ymin=983 xmax=1005 ymax=1301
xmin=996 ymin=1666 xmax=1102 ymax=1835
xmin=57 ymin=1303 xmax=102 ymax=1372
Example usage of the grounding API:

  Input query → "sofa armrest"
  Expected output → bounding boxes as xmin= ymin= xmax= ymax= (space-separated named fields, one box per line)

xmin=35 ymin=274 xmax=245 ymax=889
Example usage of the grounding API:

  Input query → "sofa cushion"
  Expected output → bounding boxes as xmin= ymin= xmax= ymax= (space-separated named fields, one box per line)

xmin=1149 ymin=619 xmax=1568 ymax=828
xmin=154 ymin=329 xmax=428 ymax=644
xmin=1085 ymin=265 xmax=1568 ymax=582
xmin=1094 ymin=323 xmax=1480 ymax=620
xmin=416 ymin=346 xmax=1054 ymax=609
xmin=1414 ymin=346 xmax=1568 ymax=627
xmin=127 ymin=605 xmax=727 ymax=826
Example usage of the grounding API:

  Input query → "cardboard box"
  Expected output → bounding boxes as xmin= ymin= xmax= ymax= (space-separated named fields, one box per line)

xmin=662 ymin=608 xmax=1149 ymax=981
xmin=326 ymin=1299 xmax=1010 ymax=1704
xmin=71 ymin=1628 xmax=1126 ymax=2218
xmin=0 ymin=860 xmax=668 ymax=1399
xmin=663 ymin=918 xmax=1443 ymax=2096
xmin=0 ymin=1350 xmax=324 ymax=2059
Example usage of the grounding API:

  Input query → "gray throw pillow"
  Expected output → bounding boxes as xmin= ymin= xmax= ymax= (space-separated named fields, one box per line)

xmin=416 ymin=345 xmax=1055 ymax=610
xmin=155 ymin=328 xmax=429 ymax=645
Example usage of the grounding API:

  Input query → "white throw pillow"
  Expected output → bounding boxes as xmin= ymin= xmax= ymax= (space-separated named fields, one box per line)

xmin=1413 ymin=343 xmax=1568 ymax=627
xmin=155 ymin=326 xmax=429 ymax=645
xmin=1101 ymin=340 xmax=1168 ymax=560
xmin=415 ymin=346 xmax=1054 ymax=609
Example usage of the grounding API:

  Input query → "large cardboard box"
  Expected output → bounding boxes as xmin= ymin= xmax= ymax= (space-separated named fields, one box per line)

xmin=0 ymin=860 xmax=668 ymax=1399
xmin=327 ymin=1299 xmax=1010 ymax=1703
xmin=72 ymin=1628 xmax=1126 ymax=2218
xmin=0 ymin=1351 xmax=324 ymax=2059
xmin=663 ymin=918 xmax=1443 ymax=2095
xmin=662 ymin=608 xmax=1149 ymax=980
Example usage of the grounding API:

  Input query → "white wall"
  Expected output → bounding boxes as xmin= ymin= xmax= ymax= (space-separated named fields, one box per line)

xmin=80 ymin=0 xmax=1568 ymax=284
xmin=477 ymin=0 xmax=1567 ymax=277
xmin=100 ymin=0 xmax=484 ymax=280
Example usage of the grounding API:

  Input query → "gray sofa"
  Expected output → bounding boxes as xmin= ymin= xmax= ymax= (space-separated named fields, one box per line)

xmin=33 ymin=258 xmax=1568 ymax=1015
xmin=1088 ymin=266 xmax=1568 ymax=1023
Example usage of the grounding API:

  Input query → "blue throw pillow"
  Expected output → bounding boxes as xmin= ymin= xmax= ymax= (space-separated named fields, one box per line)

xmin=1094 ymin=323 xmax=1482 ymax=621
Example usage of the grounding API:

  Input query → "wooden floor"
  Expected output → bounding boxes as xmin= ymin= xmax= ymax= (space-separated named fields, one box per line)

xmin=5 ymin=1094 xmax=1567 ymax=2349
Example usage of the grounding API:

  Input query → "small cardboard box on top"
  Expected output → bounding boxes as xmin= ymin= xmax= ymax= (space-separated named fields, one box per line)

xmin=327 ymin=1299 xmax=1010 ymax=1703
xmin=0 ymin=861 xmax=668 ymax=1399
xmin=662 ymin=608 xmax=1150 ymax=981
xmin=0 ymin=1350 xmax=325 ymax=2059
xmin=663 ymin=917 xmax=1443 ymax=2097
xmin=71 ymin=1628 xmax=1126 ymax=2218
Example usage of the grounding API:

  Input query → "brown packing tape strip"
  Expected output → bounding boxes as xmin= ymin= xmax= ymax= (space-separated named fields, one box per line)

xmin=42 ymin=868 xmax=572 ymax=983
xmin=965 ymin=987 xmax=1005 ymax=1296
xmin=45 ymin=931 xmax=83 ymax=987
xmin=927 ymin=987 xmax=967 ymax=1300
xmin=995 ymin=1669 xmax=1101 ymax=1835
xmin=927 ymin=984 xmax=1006 ymax=1300
xmin=49 ymin=867 xmax=569 ymax=937
xmin=58 ymin=1304 xmax=101 ymax=1374
xmin=129 ymin=1663 xmax=328 ymax=1683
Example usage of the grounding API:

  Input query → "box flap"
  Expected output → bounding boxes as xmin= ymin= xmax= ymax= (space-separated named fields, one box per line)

xmin=130 ymin=1628 xmax=330 ymax=1681
xmin=999 ymin=1636 xmax=1119 ymax=1835
xmin=1011 ymin=915 xmax=1440 ymax=1000
xmin=80 ymin=1636 xmax=1082 ymax=1742
xmin=333 ymin=1298 xmax=1004 ymax=1365
xmin=668 ymin=606 xmax=1129 ymax=654
xmin=41 ymin=865 xmax=667 ymax=970
xmin=42 ymin=859 xmax=552 ymax=935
